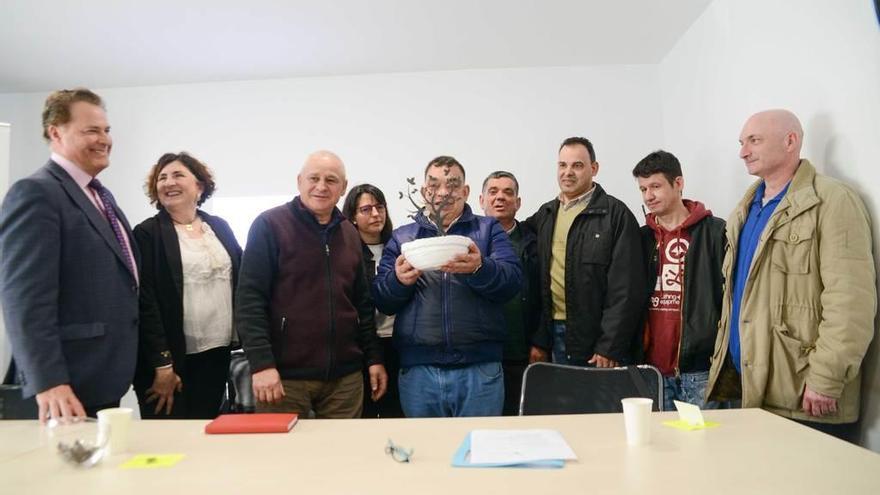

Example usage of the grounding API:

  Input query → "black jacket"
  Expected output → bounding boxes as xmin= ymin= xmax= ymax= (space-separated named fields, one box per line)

xmin=640 ymin=214 xmax=726 ymax=373
xmin=236 ymin=198 xmax=381 ymax=381
xmin=362 ymin=242 xmax=379 ymax=285
xmin=132 ymin=209 xmax=242 ymax=390
xmin=510 ymin=222 xmax=541 ymax=361
xmin=524 ymin=184 xmax=647 ymax=363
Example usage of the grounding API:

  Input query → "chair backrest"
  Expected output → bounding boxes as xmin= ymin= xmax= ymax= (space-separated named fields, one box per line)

xmin=519 ymin=362 xmax=663 ymax=416
xmin=0 ymin=385 xmax=38 ymax=419
xmin=221 ymin=350 xmax=255 ymax=414
xmin=1 ymin=359 xmax=38 ymax=419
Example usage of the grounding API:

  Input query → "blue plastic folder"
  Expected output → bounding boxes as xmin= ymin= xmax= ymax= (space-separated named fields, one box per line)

xmin=451 ymin=432 xmax=565 ymax=469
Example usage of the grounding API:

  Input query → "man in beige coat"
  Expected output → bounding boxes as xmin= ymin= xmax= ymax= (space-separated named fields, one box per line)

xmin=706 ymin=109 xmax=875 ymax=440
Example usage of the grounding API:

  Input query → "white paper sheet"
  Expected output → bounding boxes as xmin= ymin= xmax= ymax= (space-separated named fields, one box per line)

xmin=673 ymin=400 xmax=706 ymax=426
xmin=469 ymin=429 xmax=577 ymax=464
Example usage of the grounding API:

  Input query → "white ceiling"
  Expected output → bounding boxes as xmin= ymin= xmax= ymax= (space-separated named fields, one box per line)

xmin=0 ymin=0 xmax=712 ymax=93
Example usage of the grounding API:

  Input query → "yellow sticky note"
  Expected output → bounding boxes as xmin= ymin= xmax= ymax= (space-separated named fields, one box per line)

xmin=120 ymin=454 xmax=185 ymax=469
xmin=673 ymin=400 xmax=705 ymax=426
xmin=663 ymin=419 xmax=720 ymax=431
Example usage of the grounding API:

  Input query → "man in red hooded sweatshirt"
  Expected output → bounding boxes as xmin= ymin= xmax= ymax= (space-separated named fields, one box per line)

xmin=633 ymin=150 xmax=727 ymax=410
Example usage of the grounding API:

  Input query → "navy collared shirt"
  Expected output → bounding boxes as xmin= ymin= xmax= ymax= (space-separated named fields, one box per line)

xmin=729 ymin=180 xmax=791 ymax=373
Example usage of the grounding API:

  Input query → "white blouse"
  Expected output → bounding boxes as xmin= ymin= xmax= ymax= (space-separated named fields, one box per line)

xmin=177 ymin=221 xmax=234 ymax=354
xmin=368 ymin=243 xmax=395 ymax=338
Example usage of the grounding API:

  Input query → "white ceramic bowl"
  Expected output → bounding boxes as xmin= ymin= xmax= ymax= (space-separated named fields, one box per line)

xmin=400 ymin=235 xmax=471 ymax=271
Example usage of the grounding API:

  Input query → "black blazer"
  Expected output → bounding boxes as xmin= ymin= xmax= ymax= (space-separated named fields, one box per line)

xmin=132 ymin=209 xmax=242 ymax=391
xmin=0 ymin=161 xmax=139 ymax=406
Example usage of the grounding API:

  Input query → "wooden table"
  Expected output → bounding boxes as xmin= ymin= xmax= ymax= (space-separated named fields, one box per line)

xmin=1 ymin=409 xmax=879 ymax=494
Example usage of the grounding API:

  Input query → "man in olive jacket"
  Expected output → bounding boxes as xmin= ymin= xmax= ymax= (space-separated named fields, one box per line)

xmin=706 ymin=109 xmax=875 ymax=440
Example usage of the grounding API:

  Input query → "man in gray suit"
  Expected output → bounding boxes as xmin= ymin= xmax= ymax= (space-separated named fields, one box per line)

xmin=0 ymin=88 xmax=139 ymax=422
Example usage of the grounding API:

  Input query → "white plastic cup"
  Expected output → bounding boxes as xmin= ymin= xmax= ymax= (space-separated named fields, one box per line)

xmin=97 ymin=407 xmax=133 ymax=456
xmin=621 ymin=397 xmax=653 ymax=446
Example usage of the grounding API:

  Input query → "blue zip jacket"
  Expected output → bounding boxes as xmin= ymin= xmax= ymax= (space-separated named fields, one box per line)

xmin=372 ymin=204 xmax=522 ymax=368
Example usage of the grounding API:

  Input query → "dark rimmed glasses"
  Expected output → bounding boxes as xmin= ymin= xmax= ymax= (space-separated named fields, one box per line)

xmin=357 ymin=204 xmax=386 ymax=216
xmin=385 ymin=438 xmax=414 ymax=463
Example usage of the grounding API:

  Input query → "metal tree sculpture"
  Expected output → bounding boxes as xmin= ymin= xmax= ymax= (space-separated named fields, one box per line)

xmin=398 ymin=168 xmax=461 ymax=236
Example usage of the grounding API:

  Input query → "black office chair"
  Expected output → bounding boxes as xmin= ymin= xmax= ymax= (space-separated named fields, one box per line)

xmin=220 ymin=349 xmax=255 ymax=414
xmin=1 ymin=359 xmax=38 ymax=419
xmin=519 ymin=362 xmax=663 ymax=416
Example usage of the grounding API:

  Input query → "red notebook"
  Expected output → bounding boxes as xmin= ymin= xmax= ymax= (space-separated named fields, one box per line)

xmin=205 ymin=413 xmax=299 ymax=434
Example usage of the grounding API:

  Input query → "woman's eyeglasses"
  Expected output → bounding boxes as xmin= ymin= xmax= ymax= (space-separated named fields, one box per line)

xmin=357 ymin=204 xmax=386 ymax=216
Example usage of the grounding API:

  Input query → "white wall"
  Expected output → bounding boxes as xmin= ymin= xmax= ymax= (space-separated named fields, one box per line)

xmin=0 ymin=94 xmax=44 ymax=185
xmin=0 ymin=65 xmax=664 ymax=236
xmin=0 ymin=123 xmax=9 ymax=196
xmin=0 ymin=122 xmax=10 ymax=380
xmin=660 ymin=0 xmax=880 ymax=449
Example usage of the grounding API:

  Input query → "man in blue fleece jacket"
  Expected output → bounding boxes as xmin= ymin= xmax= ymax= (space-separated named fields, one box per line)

xmin=372 ymin=155 xmax=521 ymax=418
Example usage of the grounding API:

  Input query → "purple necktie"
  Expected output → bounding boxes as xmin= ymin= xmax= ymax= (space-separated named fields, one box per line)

xmin=89 ymin=178 xmax=136 ymax=278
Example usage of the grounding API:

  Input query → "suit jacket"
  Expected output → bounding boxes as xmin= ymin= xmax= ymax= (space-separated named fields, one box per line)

xmin=0 ymin=160 xmax=139 ymax=407
xmin=132 ymin=209 xmax=242 ymax=392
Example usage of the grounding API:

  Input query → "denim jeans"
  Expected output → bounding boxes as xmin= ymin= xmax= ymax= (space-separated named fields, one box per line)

xmin=551 ymin=321 xmax=568 ymax=364
xmin=662 ymin=371 xmax=723 ymax=411
xmin=553 ymin=321 xmax=603 ymax=366
xmin=398 ymin=362 xmax=504 ymax=418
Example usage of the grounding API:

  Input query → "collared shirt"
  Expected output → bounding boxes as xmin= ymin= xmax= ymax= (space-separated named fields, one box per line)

xmin=729 ymin=180 xmax=791 ymax=372
xmin=53 ymin=152 xmax=103 ymax=212
xmin=558 ymin=184 xmax=595 ymax=211
xmin=52 ymin=152 xmax=138 ymax=283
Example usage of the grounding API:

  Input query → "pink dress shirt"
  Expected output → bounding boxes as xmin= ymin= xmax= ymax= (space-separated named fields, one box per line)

xmin=52 ymin=152 xmax=139 ymax=285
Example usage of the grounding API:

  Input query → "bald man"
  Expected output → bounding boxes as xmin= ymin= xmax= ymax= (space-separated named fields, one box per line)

xmin=706 ymin=110 xmax=875 ymax=441
xmin=235 ymin=151 xmax=387 ymax=418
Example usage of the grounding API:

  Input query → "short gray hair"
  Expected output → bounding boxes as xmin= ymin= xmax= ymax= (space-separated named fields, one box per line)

xmin=481 ymin=170 xmax=519 ymax=195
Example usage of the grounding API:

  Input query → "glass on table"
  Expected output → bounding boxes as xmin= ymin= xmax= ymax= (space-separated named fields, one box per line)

xmin=46 ymin=417 xmax=108 ymax=468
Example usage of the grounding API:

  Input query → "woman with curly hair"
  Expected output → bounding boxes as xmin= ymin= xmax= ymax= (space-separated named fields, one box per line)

xmin=133 ymin=152 xmax=242 ymax=419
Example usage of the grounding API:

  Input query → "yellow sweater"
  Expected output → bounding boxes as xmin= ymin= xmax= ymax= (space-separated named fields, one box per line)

xmin=550 ymin=190 xmax=592 ymax=319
